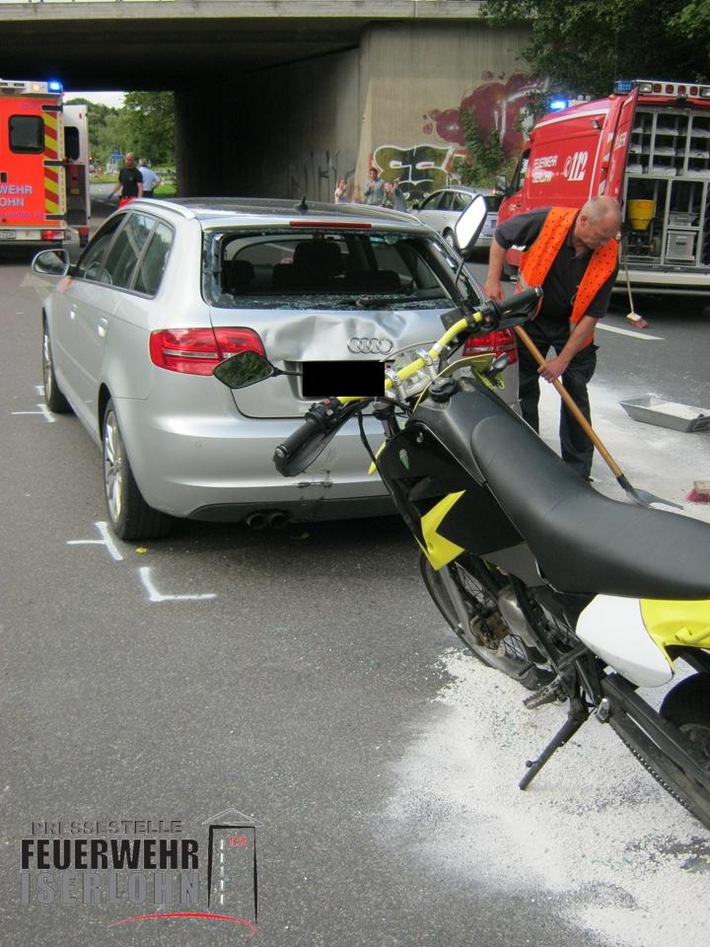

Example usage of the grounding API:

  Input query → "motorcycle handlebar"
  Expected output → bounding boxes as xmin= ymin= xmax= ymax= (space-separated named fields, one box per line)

xmin=273 ymin=416 xmax=324 ymax=473
xmin=273 ymin=284 xmax=543 ymax=477
xmin=274 ymin=399 xmax=353 ymax=477
xmin=478 ymin=285 xmax=543 ymax=326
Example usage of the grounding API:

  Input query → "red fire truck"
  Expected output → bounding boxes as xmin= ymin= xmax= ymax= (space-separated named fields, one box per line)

xmin=0 ymin=78 xmax=91 ymax=248
xmin=497 ymin=79 xmax=710 ymax=297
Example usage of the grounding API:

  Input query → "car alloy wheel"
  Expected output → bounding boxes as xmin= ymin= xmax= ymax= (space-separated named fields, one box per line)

xmin=102 ymin=398 xmax=171 ymax=540
xmin=42 ymin=320 xmax=71 ymax=414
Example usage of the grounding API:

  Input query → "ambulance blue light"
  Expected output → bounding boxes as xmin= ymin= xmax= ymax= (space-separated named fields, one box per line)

xmin=48 ymin=80 xmax=63 ymax=94
xmin=613 ymin=80 xmax=636 ymax=94
xmin=548 ymin=98 xmax=569 ymax=112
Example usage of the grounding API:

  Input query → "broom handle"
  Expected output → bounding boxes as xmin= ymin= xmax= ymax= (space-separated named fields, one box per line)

xmin=513 ymin=325 xmax=624 ymax=479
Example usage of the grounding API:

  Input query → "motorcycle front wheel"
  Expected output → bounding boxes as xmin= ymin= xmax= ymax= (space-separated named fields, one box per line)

xmin=420 ymin=553 xmax=544 ymax=690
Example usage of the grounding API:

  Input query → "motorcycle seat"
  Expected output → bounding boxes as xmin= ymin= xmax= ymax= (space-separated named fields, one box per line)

xmin=470 ymin=408 xmax=710 ymax=600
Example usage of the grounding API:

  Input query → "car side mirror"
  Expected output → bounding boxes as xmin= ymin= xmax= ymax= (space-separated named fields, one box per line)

xmin=453 ymin=193 xmax=488 ymax=255
xmin=31 ymin=249 xmax=71 ymax=278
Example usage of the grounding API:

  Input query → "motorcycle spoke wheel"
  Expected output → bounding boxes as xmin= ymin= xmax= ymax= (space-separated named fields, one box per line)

xmin=661 ymin=674 xmax=710 ymax=772
xmin=420 ymin=552 xmax=544 ymax=690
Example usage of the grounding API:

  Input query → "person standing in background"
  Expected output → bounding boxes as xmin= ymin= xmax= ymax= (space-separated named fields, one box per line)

xmin=334 ymin=178 xmax=349 ymax=203
xmin=362 ymin=167 xmax=385 ymax=206
xmin=109 ymin=152 xmax=143 ymax=206
xmin=384 ymin=178 xmax=407 ymax=212
xmin=138 ymin=158 xmax=161 ymax=198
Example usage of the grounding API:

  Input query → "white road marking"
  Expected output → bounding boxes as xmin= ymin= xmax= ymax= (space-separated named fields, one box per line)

xmin=597 ymin=323 xmax=664 ymax=340
xmin=67 ymin=521 xmax=124 ymax=561
xmin=138 ymin=566 xmax=216 ymax=603
xmin=11 ymin=404 xmax=55 ymax=422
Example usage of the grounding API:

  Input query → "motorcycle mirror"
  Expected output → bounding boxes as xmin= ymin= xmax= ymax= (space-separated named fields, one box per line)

xmin=453 ymin=193 xmax=488 ymax=255
xmin=214 ymin=351 xmax=279 ymax=389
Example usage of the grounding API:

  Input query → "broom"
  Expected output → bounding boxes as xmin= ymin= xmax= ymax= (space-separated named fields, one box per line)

xmin=623 ymin=251 xmax=648 ymax=329
xmin=687 ymin=481 xmax=710 ymax=503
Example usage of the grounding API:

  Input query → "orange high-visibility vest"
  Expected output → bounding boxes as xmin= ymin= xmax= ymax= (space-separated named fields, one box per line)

xmin=519 ymin=207 xmax=619 ymax=347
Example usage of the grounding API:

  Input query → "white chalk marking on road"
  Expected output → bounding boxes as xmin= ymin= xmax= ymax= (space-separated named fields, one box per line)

xmin=67 ymin=521 xmax=124 ymax=562
xmin=597 ymin=323 xmax=664 ymax=341
xmin=11 ymin=404 xmax=55 ymax=423
xmin=138 ymin=566 xmax=216 ymax=603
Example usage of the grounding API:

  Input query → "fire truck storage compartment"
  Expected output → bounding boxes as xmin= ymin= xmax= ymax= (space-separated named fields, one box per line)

xmin=623 ymin=106 xmax=710 ymax=268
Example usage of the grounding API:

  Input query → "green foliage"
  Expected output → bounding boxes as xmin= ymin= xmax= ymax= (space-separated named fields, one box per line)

xmin=121 ymin=92 xmax=176 ymax=166
xmin=482 ymin=0 xmax=710 ymax=97
xmin=65 ymin=92 xmax=175 ymax=168
xmin=454 ymin=107 xmax=511 ymax=187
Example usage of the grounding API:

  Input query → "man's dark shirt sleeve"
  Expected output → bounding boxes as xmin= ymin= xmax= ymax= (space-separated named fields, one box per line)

xmin=494 ymin=208 xmax=550 ymax=251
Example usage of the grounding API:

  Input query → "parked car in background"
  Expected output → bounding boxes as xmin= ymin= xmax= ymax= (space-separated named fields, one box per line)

xmin=34 ymin=196 xmax=518 ymax=541
xmin=412 ymin=185 xmax=502 ymax=256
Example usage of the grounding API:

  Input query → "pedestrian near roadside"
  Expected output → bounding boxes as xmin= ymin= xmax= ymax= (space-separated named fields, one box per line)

xmin=138 ymin=158 xmax=161 ymax=198
xmin=334 ymin=178 xmax=349 ymax=203
xmin=109 ymin=152 xmax=143 ymax=206
xmin=362 ymin=166 xmax=385 ymax=206
xmin=384 ymin=178 xmax=407 ymax=212
xmin=483 ymin=196 xmax=621 ymax=480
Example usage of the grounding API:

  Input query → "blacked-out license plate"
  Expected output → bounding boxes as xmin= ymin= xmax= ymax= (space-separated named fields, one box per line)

xmin=302 ymin=361 xmax=385 ymax=398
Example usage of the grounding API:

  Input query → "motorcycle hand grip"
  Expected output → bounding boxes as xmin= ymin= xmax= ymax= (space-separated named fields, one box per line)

xmin=496 ymin=285 xmax=543 ymax=318
xmin=273 ymin=416 xmax=324 ymax=474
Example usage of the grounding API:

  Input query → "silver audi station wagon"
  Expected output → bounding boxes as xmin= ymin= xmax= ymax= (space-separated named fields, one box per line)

xmin=34 ymin=197 xmax=516 ymax=540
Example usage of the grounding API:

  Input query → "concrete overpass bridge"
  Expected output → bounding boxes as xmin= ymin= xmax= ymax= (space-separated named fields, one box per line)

xmin=2 ymin=1 xmax=533 ymax=199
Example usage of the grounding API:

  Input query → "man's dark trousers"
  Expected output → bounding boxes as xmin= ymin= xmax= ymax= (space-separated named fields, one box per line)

xmin=516 ymin=319 xmax=597 ymax=480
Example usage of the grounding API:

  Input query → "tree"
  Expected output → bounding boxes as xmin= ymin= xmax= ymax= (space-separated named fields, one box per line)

xmin=482 ymin=1 xmax=710 ymax=98
xmin=121 ymin=92 xmax=175 ymax=166
xmin=64 ymin=98 xmax=122 ymax=165
xmin=64 ymin=93 xmax=175 ymax=169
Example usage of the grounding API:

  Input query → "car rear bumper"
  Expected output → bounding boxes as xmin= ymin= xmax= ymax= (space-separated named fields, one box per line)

xmin=115 ymin=395 xmax=392 ymax=522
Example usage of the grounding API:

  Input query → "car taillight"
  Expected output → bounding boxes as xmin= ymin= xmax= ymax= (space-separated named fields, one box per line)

xmin=462 ymin=328 xmax=518 ymax=365
xmin=149 ymin=327 xmax=266 ymax=375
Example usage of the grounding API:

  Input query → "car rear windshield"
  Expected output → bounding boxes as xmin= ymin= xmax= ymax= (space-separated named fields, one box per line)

xmin=203 ymin=229 xmax=477 ymax=310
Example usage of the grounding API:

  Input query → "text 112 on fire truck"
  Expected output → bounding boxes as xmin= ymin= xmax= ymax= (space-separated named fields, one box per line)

xmin=497 ymin=79 xmax=710 ymax=298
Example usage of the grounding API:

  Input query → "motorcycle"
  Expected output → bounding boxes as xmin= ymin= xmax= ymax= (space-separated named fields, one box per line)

xmin=214 ymin=200 xmax=710 ymax=829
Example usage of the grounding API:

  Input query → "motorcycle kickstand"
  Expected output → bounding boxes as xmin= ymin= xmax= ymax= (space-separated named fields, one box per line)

xmin=519 ymin=697 xmax=588 ymax=790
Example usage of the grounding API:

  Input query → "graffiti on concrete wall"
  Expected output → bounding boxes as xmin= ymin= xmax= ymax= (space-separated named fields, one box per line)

xmin=375 ymin=74 xmax=544 ymax=200
xmin=373 ymin=143 xmax=457 ymax=201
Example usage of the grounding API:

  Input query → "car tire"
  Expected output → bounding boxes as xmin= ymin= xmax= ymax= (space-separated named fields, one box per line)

xmin=102 ymin=398 xmax=172 ymax=541
xmin=42 ymin=319 xmax=72 ymax=414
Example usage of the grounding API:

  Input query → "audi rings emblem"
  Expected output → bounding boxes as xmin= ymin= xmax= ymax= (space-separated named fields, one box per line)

xmin=347 ymin=337 xmax=394 ymax=355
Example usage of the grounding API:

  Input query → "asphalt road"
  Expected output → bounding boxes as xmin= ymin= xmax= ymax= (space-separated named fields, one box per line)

xmin=1 ymin=221 xmax=708 ymax=947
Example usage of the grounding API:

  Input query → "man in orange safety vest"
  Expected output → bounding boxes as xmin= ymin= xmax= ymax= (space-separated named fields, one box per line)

xmin=483 ymin=196 xmax=621 ymax=480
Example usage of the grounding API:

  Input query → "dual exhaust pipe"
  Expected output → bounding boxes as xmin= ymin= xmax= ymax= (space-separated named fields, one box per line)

xmin=244 ymin=510 xmax=290 ymax=531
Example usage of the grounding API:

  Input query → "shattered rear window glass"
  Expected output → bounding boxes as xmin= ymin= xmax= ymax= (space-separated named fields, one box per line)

xmin=203 ymin=229 xmax=472 ymax=310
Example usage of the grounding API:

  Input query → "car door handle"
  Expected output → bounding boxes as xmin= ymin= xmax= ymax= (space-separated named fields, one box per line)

xmin=97 ymin=318 xmax=108 ymax=337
